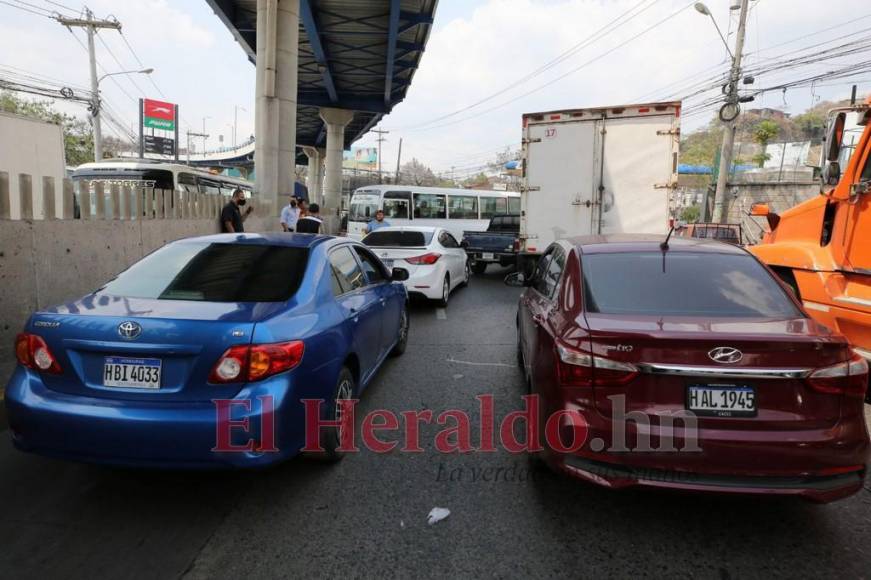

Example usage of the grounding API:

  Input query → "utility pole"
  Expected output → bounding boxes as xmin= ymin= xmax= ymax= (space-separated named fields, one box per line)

xmin=394 ymin=137 xmax=403 ymax=184
xmin=55 ymin=9 xmax=122 ymax=162
xmin=711 ymin=0 xmax=750 ymax=223
xmin=372 ymin=129 xmax=389 ymax=181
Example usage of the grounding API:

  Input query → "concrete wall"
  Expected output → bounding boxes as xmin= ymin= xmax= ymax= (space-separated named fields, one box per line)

xmin=0 ymin=112 xmax=66 ymax=220
xmin=723 ymin=169 xmax=820 ymax=244
xmin=0 ymin=214 xmax=280 ymax=386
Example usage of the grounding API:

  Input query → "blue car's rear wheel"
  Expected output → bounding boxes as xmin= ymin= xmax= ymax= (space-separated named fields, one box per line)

xmin=319 ymin=366 xmax=355 ymax=462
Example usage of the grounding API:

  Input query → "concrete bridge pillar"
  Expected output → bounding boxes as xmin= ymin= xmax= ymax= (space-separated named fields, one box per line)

xmin=254 ymin=0 xmax=299 ymax=217
xmin=319 ymin=107 xmax=354 ymax=233
xmin=302 ymin=146 xmax=321 ymax=202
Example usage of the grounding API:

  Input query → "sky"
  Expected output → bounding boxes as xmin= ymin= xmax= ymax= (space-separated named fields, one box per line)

xmin=1 ymin=0 xmax=869 ymax=178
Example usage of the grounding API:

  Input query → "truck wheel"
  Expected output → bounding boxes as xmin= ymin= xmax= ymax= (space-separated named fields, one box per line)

xmin=471 ymin=262 xmax=488 ymax=275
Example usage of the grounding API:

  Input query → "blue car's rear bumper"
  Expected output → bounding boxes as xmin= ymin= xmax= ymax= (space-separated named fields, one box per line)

xmin=4 ymin=367 xmax=315 ymax=469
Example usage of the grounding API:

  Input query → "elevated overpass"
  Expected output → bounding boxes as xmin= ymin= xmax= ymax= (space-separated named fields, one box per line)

xmin=205 ymin=0 xmax=437 ymax=225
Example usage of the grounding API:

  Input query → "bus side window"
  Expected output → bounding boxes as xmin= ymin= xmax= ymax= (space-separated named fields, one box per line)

xmin=448 ymin=195 xmax=478 ymax=219
xmin=383 ymin=199 xmax=409 ymax=219
xmin=414 ymin=193 xmax=446 ymax=219
xmin=481 ymin=196 xmax=507 ymax=219
xmin=508 ymin=196 xmax=521 ymax=214
xmin=177 ymin=172 xmax=198 ymax=194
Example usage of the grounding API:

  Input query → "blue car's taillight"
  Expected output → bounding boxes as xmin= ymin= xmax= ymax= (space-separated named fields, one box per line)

xmin=15 ymin=333 xmax=63 ymax=374
xmin=209 ymin=341 xmax=305 ymax=384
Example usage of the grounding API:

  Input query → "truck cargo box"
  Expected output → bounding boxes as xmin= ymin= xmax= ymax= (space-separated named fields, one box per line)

xmin=519 ymin=101 xmax=680 ymax=264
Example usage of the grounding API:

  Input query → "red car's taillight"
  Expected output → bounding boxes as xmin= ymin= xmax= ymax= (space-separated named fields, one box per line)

xmin=209 ymin=341 xmax=305 ymax=384
xmin=556 ymin=344 xmax=638 ymax=387
xmin=406 ymin=252 xmax=441 ymax=265
xmin=15 ymin=333 xmax=63 ymax=374
xmin=807 ymin=354 xmax=868 ymax=397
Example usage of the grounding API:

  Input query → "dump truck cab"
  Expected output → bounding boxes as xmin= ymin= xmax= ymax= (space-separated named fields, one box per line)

xmin=749 ymin=97 xmax=871 ymax=401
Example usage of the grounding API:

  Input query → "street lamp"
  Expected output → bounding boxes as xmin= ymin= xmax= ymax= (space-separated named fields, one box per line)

xmin=695 ymin=0 xmax=751 ymax=223
xmin=693 ymin=3 xmax=732 ymax=58
xmin=92 ymin=68 xmax=154 ymax=161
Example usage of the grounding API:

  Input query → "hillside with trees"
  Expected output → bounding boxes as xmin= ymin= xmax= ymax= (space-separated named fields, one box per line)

xmin=679 ymin=98 xmax=851 ymax=168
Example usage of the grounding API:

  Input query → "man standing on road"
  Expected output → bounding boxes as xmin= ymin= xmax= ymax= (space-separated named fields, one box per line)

xmin=295 ymin=203 xmax=323 ymax=234
xmin=280 ymin=196 xmax=299 ymax=232
xmin=364 ymin=209 xmax=391 ymax=234
xmin=221 ymin=189 xmax=253 ymax=233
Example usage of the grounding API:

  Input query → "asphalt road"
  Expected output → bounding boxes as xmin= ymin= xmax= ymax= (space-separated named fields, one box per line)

xmin=1 ymin=267 xmax=870 ymax=579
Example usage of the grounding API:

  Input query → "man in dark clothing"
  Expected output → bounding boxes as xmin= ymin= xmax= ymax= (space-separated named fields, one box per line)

xmin=295 ymin=203 xmax=323 ymax=234
xmin=221 ymin=189 xmax=253 ymax=233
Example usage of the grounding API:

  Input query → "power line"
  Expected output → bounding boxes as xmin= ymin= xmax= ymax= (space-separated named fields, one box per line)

xmin=118 ymin=30 xmax=166 ymax=99
xmin=393 ymin=0 xmax=664 ymax=130
xmin=394 ymin=1 xmax=696 ymax=134
xmin=95 ymin=32 xmax=148 ymax=96
xmin=40 ymin=0 xmax=80 ymax=14
xmin=0 ymin=0 xmax=51 ymax=17
xmin=10 ymin=0 xmax=52 ymax=15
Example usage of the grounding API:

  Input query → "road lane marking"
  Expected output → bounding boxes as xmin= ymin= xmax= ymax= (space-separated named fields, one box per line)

xmin=446 ymin=357 xmax=513 ymax=368
xmin=436 ymin=308 xmax=447 ymax=320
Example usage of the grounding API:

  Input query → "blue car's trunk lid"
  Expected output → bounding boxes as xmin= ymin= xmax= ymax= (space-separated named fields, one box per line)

xmin=29 ymin=294 xmax=282 ymax=402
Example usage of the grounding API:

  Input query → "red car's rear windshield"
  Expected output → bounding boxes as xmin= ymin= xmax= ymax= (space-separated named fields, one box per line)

xmin=581 ymin=251 xmax=801 ymax=318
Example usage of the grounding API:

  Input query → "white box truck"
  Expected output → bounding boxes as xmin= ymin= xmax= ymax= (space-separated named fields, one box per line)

xmin=518 ymin=101 xmax=681 ymax=273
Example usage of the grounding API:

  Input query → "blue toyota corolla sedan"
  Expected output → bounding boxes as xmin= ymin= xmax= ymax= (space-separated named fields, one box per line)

xmin=5 ymin=233 xmax=409 ymax=468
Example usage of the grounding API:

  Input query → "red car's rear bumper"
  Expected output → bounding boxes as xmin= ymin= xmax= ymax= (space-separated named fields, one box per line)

xmin=546 ymin=403 xmax=870 ymax=503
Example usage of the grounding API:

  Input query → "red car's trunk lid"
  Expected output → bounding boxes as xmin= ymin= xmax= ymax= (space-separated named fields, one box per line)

xmin=584 ymin=315 xmax=848 ymax=429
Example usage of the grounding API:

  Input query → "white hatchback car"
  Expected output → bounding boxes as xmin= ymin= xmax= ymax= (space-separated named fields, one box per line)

xmin=362 ymin=226 xmax=470 ymax=306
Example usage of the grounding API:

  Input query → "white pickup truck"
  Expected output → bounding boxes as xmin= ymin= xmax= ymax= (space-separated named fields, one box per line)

xmin=518 ymin=101 xmax=681 ymax=274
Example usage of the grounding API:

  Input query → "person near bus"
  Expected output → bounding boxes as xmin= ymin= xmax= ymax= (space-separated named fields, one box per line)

xmin=364 ymin=209 xmax=391 ymax=234
xmin=221 ymin=189 xmax=252 ymax=233
xmin=297 ymin=198 xmax=309 ymax=218
xmin=296 ymin=203 xmax=323 ymax=234
xmin=280 ymin=196 xmax=300 ymax=232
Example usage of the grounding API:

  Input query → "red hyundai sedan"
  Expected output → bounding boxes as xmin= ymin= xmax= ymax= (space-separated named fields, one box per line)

xmin=511 ymin=235 xmax=869 ymax=503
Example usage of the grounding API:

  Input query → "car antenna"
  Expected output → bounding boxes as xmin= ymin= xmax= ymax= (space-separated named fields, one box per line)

xmin=660 ymin=225 xmax=675 ymax=251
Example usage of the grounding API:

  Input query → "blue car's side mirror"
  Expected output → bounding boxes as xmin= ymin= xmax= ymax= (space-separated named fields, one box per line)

xmin=392 ymin=268 xmax=410 ymax=281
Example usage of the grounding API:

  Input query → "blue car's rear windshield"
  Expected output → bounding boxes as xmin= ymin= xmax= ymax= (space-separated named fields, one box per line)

xmin=101 ymin=242 xmax=309 ymax=302
xmin=581 ymin=251 xmax=801 ymax=318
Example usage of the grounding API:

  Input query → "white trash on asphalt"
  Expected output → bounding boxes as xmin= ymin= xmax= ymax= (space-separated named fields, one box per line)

xmin=427 ymin=507 xmax=451 ymax=525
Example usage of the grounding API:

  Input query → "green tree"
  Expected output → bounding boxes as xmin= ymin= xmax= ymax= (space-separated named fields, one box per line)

xmin=680 ymin=204 xmax=700 ymax=223
xmin=751 ymin=119 xmax=780 ymax=167
xmin=0 ymin=90 xmax=95 ymax=165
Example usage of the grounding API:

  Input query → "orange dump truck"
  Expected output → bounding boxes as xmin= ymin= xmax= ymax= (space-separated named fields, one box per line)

xmin=749 ymin=97 xmax=871 ymax=401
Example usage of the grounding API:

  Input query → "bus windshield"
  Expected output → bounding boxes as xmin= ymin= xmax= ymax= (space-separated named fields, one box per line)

xmin=350 ymin=194 xmax=380 ymax=222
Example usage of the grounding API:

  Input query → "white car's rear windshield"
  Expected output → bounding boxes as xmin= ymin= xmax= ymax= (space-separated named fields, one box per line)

xmin=364 ymin=231 xmax=433 ymax=247
xmin=581 ymin=252 xmax=801 ymax=318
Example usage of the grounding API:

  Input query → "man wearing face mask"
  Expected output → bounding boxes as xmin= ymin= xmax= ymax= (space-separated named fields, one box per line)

xmin=221 ymin=189 xmax=253 ymax=233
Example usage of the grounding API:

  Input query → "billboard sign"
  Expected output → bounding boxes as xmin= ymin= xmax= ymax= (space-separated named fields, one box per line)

xmin=143 ymin=99 xmax=176 ymax=130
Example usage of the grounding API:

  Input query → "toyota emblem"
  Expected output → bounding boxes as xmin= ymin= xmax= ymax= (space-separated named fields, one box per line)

xmin=708 ymin=347 xmax=743 ymax=364
xmin=118 ymin=321 xmax=142 ymax=340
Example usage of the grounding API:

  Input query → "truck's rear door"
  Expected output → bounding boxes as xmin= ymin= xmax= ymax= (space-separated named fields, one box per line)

xmin=521 ymin=117 xmax=597 ymax=253
xmin=599 ymin=112 xmax=678 ymax=235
